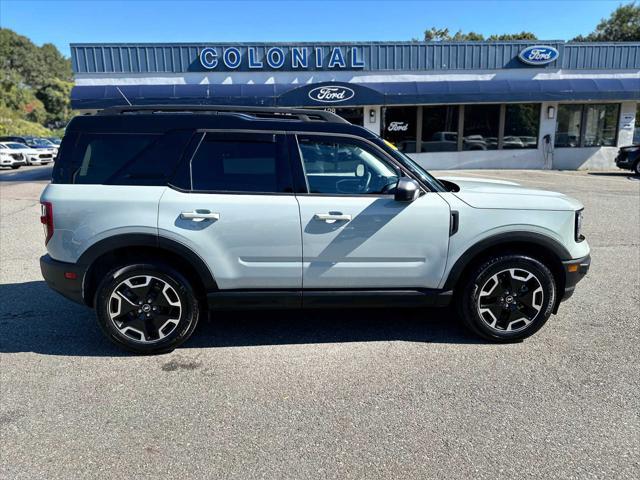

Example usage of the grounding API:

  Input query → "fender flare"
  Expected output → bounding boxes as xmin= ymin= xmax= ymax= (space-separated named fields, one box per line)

xmin=78 ymin=233 xmax=217 ymax=293
xmin=442 ymin=231 xmax=571 ymax=291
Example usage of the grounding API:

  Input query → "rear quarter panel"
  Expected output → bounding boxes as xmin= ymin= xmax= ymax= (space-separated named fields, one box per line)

xmin=41 ymin=185 xmax=166 ymax=263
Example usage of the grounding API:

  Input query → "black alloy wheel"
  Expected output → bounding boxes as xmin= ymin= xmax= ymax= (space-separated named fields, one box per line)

xmin=460 ymin=254 xmax=556 ymax=342
xmin=95 ymin=263 xmax=200 ymax=354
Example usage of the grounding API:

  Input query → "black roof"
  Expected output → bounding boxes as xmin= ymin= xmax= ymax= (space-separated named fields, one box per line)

xmin=66 ymin=105 xmax=376 ymax=138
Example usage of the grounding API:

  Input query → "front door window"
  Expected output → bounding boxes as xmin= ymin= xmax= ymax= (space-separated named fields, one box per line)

xmin=297 ymin=135 xmax=399 ymax=195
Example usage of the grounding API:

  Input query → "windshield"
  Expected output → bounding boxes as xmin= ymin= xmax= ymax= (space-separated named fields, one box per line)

xmin=27 ymin=138 xmax=52 ymax=147
xmin=372 ymin=138 xmax=446 ymax=192
xmin=5 ymin=143 xmax=27 ymax=149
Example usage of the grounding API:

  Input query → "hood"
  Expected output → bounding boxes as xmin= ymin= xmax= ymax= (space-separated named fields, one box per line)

xmin=10 ymin=147 xmax=40 ymax=154
xmin=438 ymin=176 xmax=583 ymax=211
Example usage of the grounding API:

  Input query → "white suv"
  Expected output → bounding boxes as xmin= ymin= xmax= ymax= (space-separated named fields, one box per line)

xmin=40 ymin=106 xmax=590 ymax=354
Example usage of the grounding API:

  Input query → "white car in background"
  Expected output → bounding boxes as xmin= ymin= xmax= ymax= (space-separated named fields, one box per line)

xmin=0 ymin=144 xmax=27 ymax=169
xmin=0 ymin=142 xmax=55 ymax=166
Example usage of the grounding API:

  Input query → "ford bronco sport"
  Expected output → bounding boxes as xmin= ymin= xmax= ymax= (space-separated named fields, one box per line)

xmin=40 ymin=106 xmax=590 ymax=353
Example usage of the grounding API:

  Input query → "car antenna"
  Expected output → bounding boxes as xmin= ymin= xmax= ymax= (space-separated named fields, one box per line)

xmin=115 ymin=87 xmax=132 ymax=106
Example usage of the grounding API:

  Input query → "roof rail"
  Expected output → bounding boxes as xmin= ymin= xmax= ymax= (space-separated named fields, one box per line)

xmin=97 ymin=105 xmax=349 ymax=124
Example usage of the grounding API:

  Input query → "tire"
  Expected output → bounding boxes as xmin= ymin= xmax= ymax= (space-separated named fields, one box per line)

xmin=633 ymin=160 xmax=640 ymax=176
xmin=95 ymin=263 xmax=200 ymax=354
xmin=459 ymin=254 xmax=556 ymax=342
xmin=10 ymin=165 xmax=20 ymax=169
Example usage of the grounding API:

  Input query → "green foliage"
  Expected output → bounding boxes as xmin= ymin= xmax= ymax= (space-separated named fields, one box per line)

xmin=423 ymin=27 xmax=537 ymax=42
xmin=0 ymin=28 xmax=73 ymax=135
xmin=422 ymin=2 xmax=639 ymax=43
xmin=572 ymin=2 xmax=640 ymax=41
xmin=0 ymin=106 xmax=52 ymax=136
xmin=487 ymin=32 xmax=538 ymax=41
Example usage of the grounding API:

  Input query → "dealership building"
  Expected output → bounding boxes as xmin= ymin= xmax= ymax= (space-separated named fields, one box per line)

xmin=70 ymin=41 xmax=639 ymax=170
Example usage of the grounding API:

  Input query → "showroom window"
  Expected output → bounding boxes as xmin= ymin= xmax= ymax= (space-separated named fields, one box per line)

xmin=383 ymin=103 xmax=541 ymax=153
xmin=462 ymin=104 xmax=500 ymax=151
xmin=555 ymin=104 xmax=583 ymax=147
xmin=555 ymin=103 xmax=620 ymax=148
xmin=382 ymin=107 xmax=418 ymax=153
xmin=504 ymin=104 xmax=541 ymax=149
xmin=583 ymin=104 xmax=620 ymax=147
xmin=421 ymin=106 xmax=459 ymax=153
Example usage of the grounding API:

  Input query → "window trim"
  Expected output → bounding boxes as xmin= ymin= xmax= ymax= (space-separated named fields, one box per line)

xmin=186 ymin=129 xmax=295 ymax=195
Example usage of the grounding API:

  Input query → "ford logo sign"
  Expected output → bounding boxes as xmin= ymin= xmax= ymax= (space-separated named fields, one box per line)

xmin=518 ymin=45 xmax=559 ymax=66
xmin=308 ymin=86 xmax=355 ymax=103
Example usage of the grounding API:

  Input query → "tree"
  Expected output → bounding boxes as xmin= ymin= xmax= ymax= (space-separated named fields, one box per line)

xmin=0 ymin=28 xmax=73 ymax=132
xmin=422 ymin=27 xmax=537 ymax=42
xmin=487 ymin=32 xmax=538 ymax=41
xmin=572 ymin=2 xmax=640 ymax=41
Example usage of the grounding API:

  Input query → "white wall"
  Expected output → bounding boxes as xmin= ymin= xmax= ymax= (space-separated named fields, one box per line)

xmin=410 ymin=149 xmax=544 ymax=170
xmin=363 ymin=106 xmax=380 ymax=134
xmin=617 ymin=101 xmax=638 ymax=147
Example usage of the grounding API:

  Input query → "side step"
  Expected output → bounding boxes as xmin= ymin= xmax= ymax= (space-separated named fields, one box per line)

xmin=207 ymin=289 xmax=453 ymax=310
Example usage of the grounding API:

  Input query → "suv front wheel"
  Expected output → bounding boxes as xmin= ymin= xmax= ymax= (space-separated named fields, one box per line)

xmin=459 ymin=254 xmax=556 ymax=342
xmin=95 ymin=263 xmax=200 ymax=354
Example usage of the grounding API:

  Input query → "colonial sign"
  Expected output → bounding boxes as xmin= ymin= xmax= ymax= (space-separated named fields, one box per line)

xmin=199 ymin=46 xmax=366 ymax=70
xmin=518 ymin=45 xmax=560 ymax=66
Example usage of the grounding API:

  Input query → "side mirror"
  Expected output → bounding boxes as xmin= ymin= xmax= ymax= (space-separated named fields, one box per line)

xmin=394 ymin=177 xmax=420 ymax=202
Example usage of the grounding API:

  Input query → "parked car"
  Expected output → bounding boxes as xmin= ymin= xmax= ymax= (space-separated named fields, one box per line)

xmin=0 ymin=142 xmax=55 ymax=166
xmin=420 ymin=132 xmax=488 ymax=152
xmin=46 ymin=137 xmax=62 ymax=146
xmin=0 ymin=145 xmax=27 ymax=169
xmin=0 ymin=136 xmax=58 ymax=157
xmin=502 ymin=136 xmax=525 ymax=149
xmin=614 ymin=144 xmax=640 ymax=175
xmin=40 ymin=105 xmax=590 ymax=354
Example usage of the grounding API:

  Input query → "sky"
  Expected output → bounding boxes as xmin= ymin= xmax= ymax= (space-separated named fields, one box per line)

xmin=0 ymin=0 xmax=626 ymax=57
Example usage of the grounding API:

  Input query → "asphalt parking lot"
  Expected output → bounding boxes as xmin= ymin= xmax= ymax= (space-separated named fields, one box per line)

xmin=1 ymin=165 xmax=638 ymax=479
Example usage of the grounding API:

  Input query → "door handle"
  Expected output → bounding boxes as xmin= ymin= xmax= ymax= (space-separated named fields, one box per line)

xmin=180 ymin=210 xmax=220 ymax=222
xmin=314 ymin=213 xmax=352 ymax=223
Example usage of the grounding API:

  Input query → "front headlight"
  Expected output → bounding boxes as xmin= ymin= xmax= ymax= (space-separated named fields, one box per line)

xmin=575 ymin=209 xmax=585 ymax=242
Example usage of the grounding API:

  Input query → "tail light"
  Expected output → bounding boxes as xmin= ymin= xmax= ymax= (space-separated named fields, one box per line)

xmin=40 ymin=201 xmax=54 ymax=245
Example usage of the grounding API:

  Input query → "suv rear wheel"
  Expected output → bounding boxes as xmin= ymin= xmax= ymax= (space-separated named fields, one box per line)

xmin=95 ymin=263 xmax=200 ymax=354
xmin=459 ymin=254 xmax=556 ymax=342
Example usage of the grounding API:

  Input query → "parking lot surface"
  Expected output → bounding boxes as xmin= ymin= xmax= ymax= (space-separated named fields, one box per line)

xmin=1 ymin=166 xmax=638 ymax=479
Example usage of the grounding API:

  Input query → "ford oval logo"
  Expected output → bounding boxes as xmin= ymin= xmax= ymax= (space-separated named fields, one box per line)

xmin=308 ymin=86 xmax=355 ymax=103
xmin=518 ymin=45 xmax=559 ymax=65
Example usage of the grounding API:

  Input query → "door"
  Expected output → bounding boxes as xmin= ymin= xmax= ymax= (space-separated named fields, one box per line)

xmin=294 ymin=134 xmax=451 ymax=289
xmin=158 ymin=131 xmax=302 ymax=290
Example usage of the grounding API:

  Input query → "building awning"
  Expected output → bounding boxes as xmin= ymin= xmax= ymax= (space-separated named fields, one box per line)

xmin=71 ymin=78 xmax=640 ymax=109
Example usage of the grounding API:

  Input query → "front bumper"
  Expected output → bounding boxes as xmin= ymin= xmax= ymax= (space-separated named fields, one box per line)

xmin=560 ymin=254 xmax=591 ymax=302
xmin=40 ymin=254 xmax=87 ymax=305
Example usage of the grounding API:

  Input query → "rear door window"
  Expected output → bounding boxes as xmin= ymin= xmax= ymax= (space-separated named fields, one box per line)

xmin=190 ymin=132 xmax=292 ymax=193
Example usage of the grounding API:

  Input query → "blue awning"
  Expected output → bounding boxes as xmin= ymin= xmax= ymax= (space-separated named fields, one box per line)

xmin=71 ymin=78 xmax=640 ymax=109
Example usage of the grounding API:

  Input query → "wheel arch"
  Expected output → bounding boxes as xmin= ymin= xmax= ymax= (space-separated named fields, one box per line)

xmin=79 ymin=234 xmax=217 ymax=308
xmin=444 ymin=231 xmax=569 ymax=311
